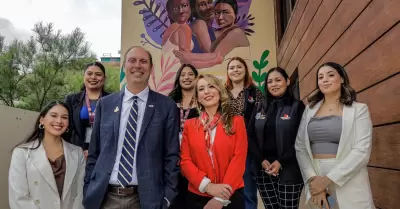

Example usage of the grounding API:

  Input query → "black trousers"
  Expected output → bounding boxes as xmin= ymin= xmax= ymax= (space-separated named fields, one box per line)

xmin=257 ymin=170 xmax=303 ymax=209
xmin=170 ymin=173 xmax=189 ymax=209
xmin=187 ymin=188 xmax=245 ymax=209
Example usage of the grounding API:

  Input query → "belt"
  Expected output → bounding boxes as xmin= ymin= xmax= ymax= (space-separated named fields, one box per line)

xmin=108 ymin=185 xmax=138 ymax=196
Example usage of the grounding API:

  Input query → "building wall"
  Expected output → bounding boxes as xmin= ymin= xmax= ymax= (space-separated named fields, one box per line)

xmin=276 ymin=0 xmax=400 ymax=208
xmin=0 ymin=105 xmax=38 ymax=208
xmin=120 ymin=0 xmax=278 ymax=94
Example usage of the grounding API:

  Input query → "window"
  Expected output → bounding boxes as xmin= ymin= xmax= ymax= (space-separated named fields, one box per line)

xmin=275 ymin=0 xmax=297 ymax=45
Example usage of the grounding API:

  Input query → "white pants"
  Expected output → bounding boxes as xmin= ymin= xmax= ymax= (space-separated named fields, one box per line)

xmin=307 ymin=158 xmax=339 ymax=209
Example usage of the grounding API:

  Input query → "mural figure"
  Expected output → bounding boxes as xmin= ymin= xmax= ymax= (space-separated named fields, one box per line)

xmin=156 ymin=0 xmax=194 ymax=94
xmin=173 ymin=0 xmax=250 ymax=72
xmin=190 ymin=0 xmax=216 ymax=53
xmin=131 ymin=0 xmax=255 ymax=94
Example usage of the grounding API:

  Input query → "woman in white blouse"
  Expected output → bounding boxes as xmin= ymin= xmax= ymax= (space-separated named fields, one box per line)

xmin=9 ymin=101 xmax=85 ymax=209
xmin=295 ymin=62 xmax=375 ymax=209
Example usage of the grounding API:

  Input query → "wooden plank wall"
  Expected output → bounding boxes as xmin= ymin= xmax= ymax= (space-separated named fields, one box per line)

xmin=275 ymin=0 xmax=400 ymax=208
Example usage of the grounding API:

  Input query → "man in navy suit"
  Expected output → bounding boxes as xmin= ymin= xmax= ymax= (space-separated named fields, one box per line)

xmin=83 ymin=46 xmax=180 ymax=209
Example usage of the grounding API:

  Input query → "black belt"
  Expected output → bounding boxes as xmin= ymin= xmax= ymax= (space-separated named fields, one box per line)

xmin=108 ymin=185 xmax=138 ymax=195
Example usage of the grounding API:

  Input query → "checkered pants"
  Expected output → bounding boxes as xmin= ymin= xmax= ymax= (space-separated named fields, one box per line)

xmin=256 ymin=170 xmax=303 ymax=209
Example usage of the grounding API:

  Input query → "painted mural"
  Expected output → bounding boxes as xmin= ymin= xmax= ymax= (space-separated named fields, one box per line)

xmin=120 ymin=0 xmax=277 ymax=95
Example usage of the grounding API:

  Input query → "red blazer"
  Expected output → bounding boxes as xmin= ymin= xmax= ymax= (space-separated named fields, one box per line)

xmin=180 ymin=115 xmax=248 ymax=197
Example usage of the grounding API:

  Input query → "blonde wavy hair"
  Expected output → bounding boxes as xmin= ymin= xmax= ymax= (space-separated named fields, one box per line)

xmin=195 ymin=74 xmax=234 ymax=135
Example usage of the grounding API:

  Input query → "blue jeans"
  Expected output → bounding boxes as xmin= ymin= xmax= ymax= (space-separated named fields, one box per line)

xmin=243 ymin=154 xmax=258 ymax=209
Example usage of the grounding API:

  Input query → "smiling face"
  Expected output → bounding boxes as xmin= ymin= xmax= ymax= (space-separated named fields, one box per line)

xmin=179 ymin=66 xmax=197 ymax=91
xmin=124 ymin=47 xmax=152 ymax=87
xmin=267 ymin=70 xmax=290 ymax=97
xmin=194 ymin=0 xmax=214 ymax=21
xmin=227 ymin=59 xmax=246 ymax=83
xmin=214 ymin=3 xmax=236 ymax=28
xmin=317 ymin=66 xmax=342 ymax=95
xmin=39 ymin=105 xmax=69 ymax=137
xmin=169 ymin=0 xmax=191 ymax=24
xmin=196 ymin=78 xmax=221 ymax=109
xmin=84 ymin=66 xmax=105 ymax=90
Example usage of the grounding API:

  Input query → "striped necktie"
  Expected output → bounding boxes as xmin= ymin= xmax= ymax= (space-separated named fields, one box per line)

xmin=117 ymin=96 xmax=138 ymax=187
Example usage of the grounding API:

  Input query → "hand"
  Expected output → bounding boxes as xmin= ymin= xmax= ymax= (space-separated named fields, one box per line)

xmin=205 ymin=183 xmax=232 ymax=200
xmin=83 ymin=150 xmax=88 ymax=160
xmin=173 ymin=50 xmax=189 ymax=64
xmin=267 ymin=160 xmax=281 ymax=176
xmin=309 ymin=176 xmax=332 ymax=196
xmin=261 ymin=160 xmax=271 ymax=170
xmin=203 ymin=198 xmax=224 ymax=209
xmin=311 ymin=190 xmax=331 ymax=209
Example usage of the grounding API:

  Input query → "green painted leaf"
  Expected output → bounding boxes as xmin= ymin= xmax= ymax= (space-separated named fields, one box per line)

xmin=253 ymin=60 xmax=261 ymax=69
xmin=260 ymin=60 xmax=269 ymax=69
xmin=252 ymin=71 xmax=260 ymax=82
xmin=260 ymin=50 xmax=270 ymax=63
xmin=260 ymin=72 xmax=267 ymax=82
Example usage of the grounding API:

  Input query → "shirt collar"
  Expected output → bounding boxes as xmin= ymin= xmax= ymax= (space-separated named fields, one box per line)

xmin=123 ymin=86 xmax=149 ymax=103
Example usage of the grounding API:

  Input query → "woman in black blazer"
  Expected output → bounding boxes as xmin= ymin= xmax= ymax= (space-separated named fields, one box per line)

xmin=247 ymin=67 xmax=305 ymax=209
xmin=65 ymin=62 xmax=109 ymax=159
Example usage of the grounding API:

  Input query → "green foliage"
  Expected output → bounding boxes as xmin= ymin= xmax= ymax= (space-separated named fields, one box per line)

xmin=1 ymin=21 xmax=98 ymax=111
xmin=252 ymin=50 xmax=270 ymax=94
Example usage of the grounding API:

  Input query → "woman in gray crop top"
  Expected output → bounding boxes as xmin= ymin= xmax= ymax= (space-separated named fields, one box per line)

xmin=295 ymin=62 xmax=375 ymax=209
xmin=308 ymin=115 xmax=342 ymax=155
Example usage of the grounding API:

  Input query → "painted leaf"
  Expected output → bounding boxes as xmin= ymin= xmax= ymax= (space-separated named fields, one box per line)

xmin=260 ymin=72 xmax=267 ymax=82
xmin=260 ymin=60 xmax=269 ymax=69
xmin=158 ymin=83 xmax=174 ymax=92
xmin=134 ymin=0 xmax=169 ymax=46
xmin=253 ymin=60 xmax=260 ymax=70
xmin=260 ymin=50 xmax=270 ymax=63
xmin=252 ymin=71 xmax=260 ymax=82
xmin=159 ymin=71 xmax=176 ymax=83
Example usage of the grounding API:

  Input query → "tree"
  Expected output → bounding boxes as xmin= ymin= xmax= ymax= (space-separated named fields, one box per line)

xmin=18 ymin=22 xmax=96 ymax=111
xmin=0 ymin=35 xmax=34 ymax=107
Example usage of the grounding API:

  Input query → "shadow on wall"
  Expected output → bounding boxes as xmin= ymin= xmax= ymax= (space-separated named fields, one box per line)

xmin=0 ymin=105 xmax=38 ymax=208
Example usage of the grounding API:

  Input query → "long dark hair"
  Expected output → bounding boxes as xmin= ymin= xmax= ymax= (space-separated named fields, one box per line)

xmin=168 ymin=64 xmax=199 ymax=102
xmin=308 ymin=62 xmax=356 ymax=108
xmin=80 ymin=61 xmax=106 ymax=91
xmin=258 ymin=67 xmax=293 ymax=112
xmin=13 ymin=101 xmax=72 ymax=150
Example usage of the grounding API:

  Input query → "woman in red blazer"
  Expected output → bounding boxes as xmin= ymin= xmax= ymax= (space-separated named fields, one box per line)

xmin=180 ymin=74 xmax=247 ymax=209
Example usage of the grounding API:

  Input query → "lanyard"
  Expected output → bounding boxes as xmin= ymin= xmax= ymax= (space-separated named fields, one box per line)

xmin=85 ymin=92 xmax=101 ymax=127
xmin=180 ymin=98 xmax=194 ymax=132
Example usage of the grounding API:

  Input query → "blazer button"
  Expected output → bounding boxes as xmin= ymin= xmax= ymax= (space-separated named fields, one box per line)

xmin=34 ymin=181 xmax=38 ymax=185
xmin=35 ymin=200 xmax=40 ymax=204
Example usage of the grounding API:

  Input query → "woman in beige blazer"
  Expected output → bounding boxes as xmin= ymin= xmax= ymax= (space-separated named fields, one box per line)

xmin=295 ymin=62 xmax=375 ymax=209
xmin=9 ymin=101 xmax=85 ymax=209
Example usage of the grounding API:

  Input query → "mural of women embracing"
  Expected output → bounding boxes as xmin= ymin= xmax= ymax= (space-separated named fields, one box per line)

xmin=121 ymin=0 xmax=278 ymax=95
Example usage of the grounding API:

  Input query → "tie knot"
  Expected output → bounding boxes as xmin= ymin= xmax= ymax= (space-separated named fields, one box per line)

xmin=132 ymin=96 xmax=138 ymax=101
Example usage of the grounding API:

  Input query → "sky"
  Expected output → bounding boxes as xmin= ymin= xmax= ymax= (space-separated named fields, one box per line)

xmin=0 ymin=0 xmax=121 ymax=58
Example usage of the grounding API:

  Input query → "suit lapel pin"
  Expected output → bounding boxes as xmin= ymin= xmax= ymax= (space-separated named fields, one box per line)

xmin=114 ymin=106 xmax=119 ymax=112
xmin=149 ymin=105 xmax=154 ymax=107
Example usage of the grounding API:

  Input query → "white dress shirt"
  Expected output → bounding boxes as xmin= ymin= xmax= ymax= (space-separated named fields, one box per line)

xmin=109 ymin=86 xmax=149 ymax=185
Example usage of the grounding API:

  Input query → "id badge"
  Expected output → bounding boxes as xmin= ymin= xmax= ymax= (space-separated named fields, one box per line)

xmin=85 ymin=127 xmax=93 ymax=143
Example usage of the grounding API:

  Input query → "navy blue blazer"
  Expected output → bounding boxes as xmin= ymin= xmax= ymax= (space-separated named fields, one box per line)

xmin=83 ymin=89 xmax=180 ymax=209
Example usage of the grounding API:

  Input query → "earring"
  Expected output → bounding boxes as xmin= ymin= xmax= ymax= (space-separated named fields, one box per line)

xmin=38 ymin=124 xmax=44 ymax=129
xmin=65 ymin=128 xmax=69 ymax=133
